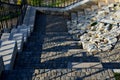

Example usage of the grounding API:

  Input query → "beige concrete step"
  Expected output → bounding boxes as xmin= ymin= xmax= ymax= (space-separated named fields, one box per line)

xmin=0 ymin=40 xmax=17 ymax=70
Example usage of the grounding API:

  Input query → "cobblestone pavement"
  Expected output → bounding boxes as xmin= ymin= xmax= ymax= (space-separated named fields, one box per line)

xmin=1 ymin=12 xmax=116 ymax=80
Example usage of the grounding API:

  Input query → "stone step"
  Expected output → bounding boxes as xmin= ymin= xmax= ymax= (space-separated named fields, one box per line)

xmin=45 ymin=32 xmax=71 ymax=36
xmin=41 ymin=49 xmax=87 ymax=63
xmin=44 ymin=36 xmax=73 ymax=42
xmin=70 ymin=62 xmax=103 ymax=69
xmin=42 ymin=41 xmax=82 ymax=51
xmin=1 ymin=69 xmax=115 ymax=80
xmin=44 ymin=32 xmax=74 ymax=42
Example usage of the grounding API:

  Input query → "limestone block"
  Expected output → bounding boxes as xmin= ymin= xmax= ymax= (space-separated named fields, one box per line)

xmin=111 ymin=26 xmax=118 ymax=30
xmin=100 ymin=19 xmax=115 ymax=24
xmin=80 ymin=30 xmax=85 ymax=35
xmin=90 ymin=38 xmax=100 ymax=43
xmin=108 ymin=3 xmax=114 ymax=7
xmin=98 ymin=23 xmax=104 ymax=30
xmin=91 ymin=5 xmax=99 ymax=12
xmin=80 ymin=24 xmax=87 ymax=30
xmin=98 ymin=1 xmax=107 ymax=8
xmin=107 ymin=37 xmax=117 ymax=45
xmin=0 ymin=40 xmax=17 ymax=70
xmin=84 ymin=8 xmax=92 ymax=15
xmin=12 ymin=33 xmax=24 ymax=52
xmin=113 ymin=10 xmax=120 ymax=18
xmin=11 ymin=28 xmax=18 ymax=34
xmin=82 ymin=41 xmax=89 ymax=50
xmin=68 ymin=30 xmax=74 ymax=34
xmin=18 ymin=24 xmax=31 ymax=36
xmin=1 ymin=33 xmax=10 ymax=41
xmin=67 ymin=21 xmax=71 ymax=26
xmin=80 ymin=34 xmax=90 ymax=41
xmin=71 ymin=20 xmax=77 ymax=25
xmin=104 ymin=24 xmax=110 ymax=32
xmin=98 ymin=44 xmax=112 ymax=51
xmin=87 ymin=43 xmax=98 ymax=52
xmin=77 ymin=23 xmax=82 ymax=29
xmin=0 ymin=56 xmax=4 ymax=76
xmin=98 ymin=11 xmax=105 ymax=16
xmin=18 ymin=28 xmax=28 ymax=42
xmin=71 ymin=13 xmax=77 ymax=20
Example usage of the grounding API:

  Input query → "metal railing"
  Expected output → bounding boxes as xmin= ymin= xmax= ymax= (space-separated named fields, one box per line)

xmin=26 ymin=0 xmax=83 ymax=8
xmin=0 ymin=1 xmax=26 ymax=33
xmin=0 ymin=0 xmax=83 ymax=8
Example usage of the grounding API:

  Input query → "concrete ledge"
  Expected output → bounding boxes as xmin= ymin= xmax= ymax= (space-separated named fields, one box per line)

xmin=0 ymin=40 xmax=17 ymax=70
xmin=1 ymin=33 xmax=10 ymax=41
xmin=18 ymin=25 xmax=31 ymax=36
xmin=70 ymin=62 xmax=103 ymax=68
xmin=23 ymin=6 xmax=36 ymax=30
xmin=12 ymin=33 xmax=24 ymax=52
xmin=18 ymin=28 xmax=28 ymax=42
xmin=0 ymin=56 xmax=4 ymax=77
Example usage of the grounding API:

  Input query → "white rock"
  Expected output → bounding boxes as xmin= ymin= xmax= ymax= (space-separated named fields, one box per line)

xmin=107 ymin=37 xmax=117 ymax=45
xmin=77 ymin=23 xmax=82 ymax=29
xmin=113 ymin=10 xmax=120 ymax=18
xmin=87 ymin=43 xmax=98 ymax=52
xmin=82 ymin=41 xmax=89 ymax=50
xmin=98 ymin=44 xmax=112 ymax=51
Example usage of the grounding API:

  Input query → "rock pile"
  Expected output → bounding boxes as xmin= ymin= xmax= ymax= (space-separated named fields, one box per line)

xmin=67 ymin=2 xmax=120 ymax=53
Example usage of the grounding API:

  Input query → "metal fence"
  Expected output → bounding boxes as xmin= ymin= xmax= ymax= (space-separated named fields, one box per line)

xmin=0 ymin=0 xmax=83 ymax=8
xmin=0 ymin=1 xmax=26 ymax=33
xmin=26 ymin=0 xmax=81 ymax=8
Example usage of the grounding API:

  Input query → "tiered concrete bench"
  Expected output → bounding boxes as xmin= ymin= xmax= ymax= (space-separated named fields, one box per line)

xmin=11 ymin=33 xmax=24 ymax=52
xmin=0 ymin=56 xmax=4 ymax=76
xmin=0 ymin=6 xmax=37 ymax=71
xmin=23 ymin=6 xmax=36 ymax=31
xmin=0 ymin=40 xmax=17 ymax=70
xmin=11 ymin=25 xmax=30 ymax=42
xmin=1 ymin=32 xmax=24 ymax=52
